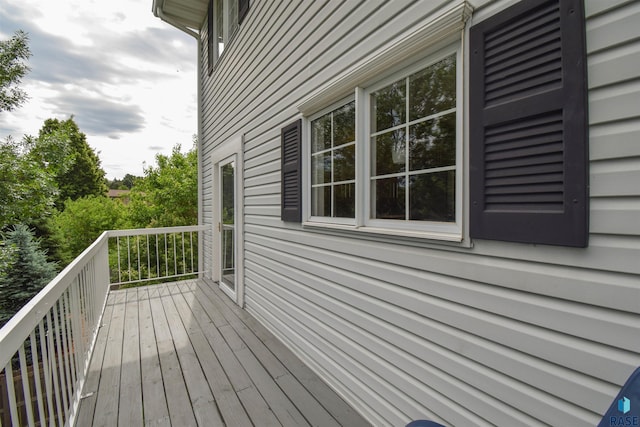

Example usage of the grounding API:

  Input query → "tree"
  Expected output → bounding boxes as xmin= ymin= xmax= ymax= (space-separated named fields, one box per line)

xmin=0 ymin=30 xmax=31 ymax=112
xmin=48 ymin=196 xmax=124 ymax=265
xmin=0 ymin=136 xmax=57 ymax=229
xmin=0 ymin=225 xmax=57 ymax=327
xmin=30 ymin=118 xmax=107 ymax=207
xmin=107 ymin=173 xmax=139 ymax=190
xmin=121 ymin=173 xmax=138 ymax=189
xmin=126 ymin=143 xmax=197 ymax=228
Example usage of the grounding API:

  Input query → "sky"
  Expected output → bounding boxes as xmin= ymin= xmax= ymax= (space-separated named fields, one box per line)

xmin=0 ymin=0 xmax=198 ymax=179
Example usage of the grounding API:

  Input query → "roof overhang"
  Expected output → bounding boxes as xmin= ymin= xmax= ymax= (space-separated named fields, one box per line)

xmin=152 ymin=0 xmax=208 ymax=38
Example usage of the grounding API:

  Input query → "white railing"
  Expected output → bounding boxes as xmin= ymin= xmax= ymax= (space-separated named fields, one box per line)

xmin=0 ymin=225 xmax=206 ymax=426
xmin=108 ymin=225 xmax=204 ymax=288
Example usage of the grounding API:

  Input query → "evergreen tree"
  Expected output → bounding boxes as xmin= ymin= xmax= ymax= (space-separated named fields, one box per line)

xmin=0 ymin=225 xmax=57 ymax=327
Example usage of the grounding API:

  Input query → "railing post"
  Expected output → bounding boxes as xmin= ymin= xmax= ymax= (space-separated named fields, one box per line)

xmin=198 ymin=226 xmax=204 ymax=279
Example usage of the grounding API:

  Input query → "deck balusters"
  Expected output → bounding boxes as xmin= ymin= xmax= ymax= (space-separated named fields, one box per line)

xmin=0 ymin=225 xmax=205 ymax=426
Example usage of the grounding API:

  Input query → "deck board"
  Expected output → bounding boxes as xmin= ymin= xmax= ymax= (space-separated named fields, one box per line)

xmin=77 ymin=279 xmax=371 ymax=427
xmin=138 ymin=287 xmax=171 ymax=427
xmin=118 ymin=289 xmax=143 ymax=426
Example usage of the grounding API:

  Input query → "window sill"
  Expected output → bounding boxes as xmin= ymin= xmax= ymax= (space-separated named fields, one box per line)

xmin=302 ymin=221 xmax=470 ymax=248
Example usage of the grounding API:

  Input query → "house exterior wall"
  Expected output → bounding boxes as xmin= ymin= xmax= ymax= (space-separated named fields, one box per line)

xmin=198 ymin=1 xmax=640 ymax=425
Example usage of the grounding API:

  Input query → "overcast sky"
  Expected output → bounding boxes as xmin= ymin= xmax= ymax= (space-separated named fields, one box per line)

xmin=0 ymin=0 xmax=198 ymax=179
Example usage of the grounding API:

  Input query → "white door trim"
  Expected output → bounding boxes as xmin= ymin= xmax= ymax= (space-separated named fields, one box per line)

xmin=211 ymin=135 xmax=244 ymax=307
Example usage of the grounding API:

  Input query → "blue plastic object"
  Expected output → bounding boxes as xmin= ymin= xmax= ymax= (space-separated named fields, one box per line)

xmin=598 ymin=366 xmax=640 ymax=427
xmin=406 ymin=421 xmax=446 ymax=427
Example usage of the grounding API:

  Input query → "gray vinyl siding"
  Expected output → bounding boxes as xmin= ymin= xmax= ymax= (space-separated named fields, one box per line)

xmin=198 ymin=1 xmax=640 ymax=425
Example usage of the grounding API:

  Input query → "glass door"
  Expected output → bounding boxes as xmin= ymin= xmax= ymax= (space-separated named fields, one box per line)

xmin=219 ymin=157 xmax=236 ymax=294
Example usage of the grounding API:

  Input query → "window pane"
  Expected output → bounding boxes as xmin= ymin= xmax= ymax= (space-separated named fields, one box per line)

xmin=409 ymin=170 xmax=455 ymax=222
xmin=373 ymin=176 xmax=405 ymax=220
xmin=216 ymin=0 xmax=224 ymax=56
xmin=334 ymin=183 xmax=355 ymax=218
xmin=372 ymin=129 xmax=405 ymax=177
xmin=312 ymin=186 xmax=331 ymax=217
xmin=228 ymin=0 xmax=239 ymax=39
xmin=311 ymin=152 xmax=330 ymax=185
xmin=311 ymin=113 xmax=331 ymax=153
xmin=409 ymin=55 xmax=456 ymax=121
xmin=409 ymin=112 xmax=456 ymax=171
xmin=221 ymin=162 xmax=235 ymax=224
xmin=334 ymin=144 xmax=355 ymax=182
xmin=371 ymin=78 xmax=406 ymax=132
xmin=334 ymin=101 xmax=355 ymax=146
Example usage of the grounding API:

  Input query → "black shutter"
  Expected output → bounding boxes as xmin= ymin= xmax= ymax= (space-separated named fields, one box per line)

xmin=238 ymin=0 xmax=250 ymax=25
xmin=281 ymin=120 xmax=302 ymax=222
xmin=469 ymin=0 xmax=588 ymax=247
xmin=207 ymin=0 xmax=214 ymax=74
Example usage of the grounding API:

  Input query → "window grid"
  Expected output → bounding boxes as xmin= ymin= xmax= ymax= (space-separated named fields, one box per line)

xmin=310 ymin=104 xmax=356 ymax=219
xmin=369 ymin=54 xmax=457 ymax=223
xmin=305 ymin=49 xmax=461 ymax=238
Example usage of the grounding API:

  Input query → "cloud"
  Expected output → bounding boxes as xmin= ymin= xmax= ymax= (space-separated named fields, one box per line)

xmin=0 ymin=0 xmax=198 ymax=178
xmin=50 ymin=91 xmax=146 ymax=137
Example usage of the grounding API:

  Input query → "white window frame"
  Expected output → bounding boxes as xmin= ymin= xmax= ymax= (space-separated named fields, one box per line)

xmin=212 ymin=0 xmax=240 ymax=64
xmin=363 ymin=44 xmax=463 ymax=239
xmin=304 ymin=95 xmax=357 ymax=227
xmin=303 ymin=43 xmax=463 ymax=242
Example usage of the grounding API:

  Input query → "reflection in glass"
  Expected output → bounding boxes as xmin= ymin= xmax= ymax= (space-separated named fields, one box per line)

xmin=311 ymin=152 xmax=331 ymax=185
xmin=334 ymin=101 xmax=356 ymax=146
xmin=409 ymin=55 xmax=456 ymax=121
xmin=373 ymin=176 xmax=406 ymax=220
xmin=369 ymin=54 xmax=457 ymax=223
xmin=228 ymin=0 xmax=239 ymax=38
xmin=221 ymin=226 xmax=234 ymax=288
xmin=311 ymin=114 xmax=332 ymax=153
xmin=310 ymin=101 xmax=356 ymax=219
xmin=312 ymin=186 xmax=331 ymax=217
xmin=409 ymin=113 xmax=456 ymax=171
xmin=221 ymin=161 xmax=234 ymax=290
xmin=371 ymin=78 xmax=406 ymax=132
xmin=334 ymin=144 xmax=355 ymax=182
xmin=409 ymin=170 xmax=455 ymax=222
xmin=216 ymin=0 xmax=224 ymax=56
xmin=334 ymin=183 xmax=355 ymax=218
xmin=373 ymin=130 xmax=405 ymax=176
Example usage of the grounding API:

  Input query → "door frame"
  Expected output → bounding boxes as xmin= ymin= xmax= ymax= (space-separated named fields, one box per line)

xmin=211 ymin=135 xmax=244 ymax=307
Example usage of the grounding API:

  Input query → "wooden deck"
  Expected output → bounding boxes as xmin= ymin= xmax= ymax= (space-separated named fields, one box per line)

xmin=76 ymin=279 xmax=370 ymax=427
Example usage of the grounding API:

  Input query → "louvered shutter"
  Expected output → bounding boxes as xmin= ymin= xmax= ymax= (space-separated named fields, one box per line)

xmin=238 ymin=0 xmax=249 ymax=25
xmin=469 ymin=0 xmax=588 ymax=247
xmin=281 ymin=120 xmax=302 ymax=222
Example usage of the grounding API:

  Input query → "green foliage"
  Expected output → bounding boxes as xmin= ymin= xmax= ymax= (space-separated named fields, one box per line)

xmin=0 ymin=136 xmax=57 ymax=229
xmin=48 ymin=196 xmax=124 ymax=265
xmin=0 ymin=225 xmax=57 ymax=326
xmin=0 ymin=30 xmax=31 ymax=112
xmin=126 ymin=144 xmax=197 ymax=228
xmin=31 ymin=118 xmax=107 ymax=208
xmin=107 ymin=173 xmax=139 ymax=190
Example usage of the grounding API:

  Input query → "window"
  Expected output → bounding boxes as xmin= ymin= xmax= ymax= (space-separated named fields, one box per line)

xmin=300 ymin=47 xmax=462 ymax=239
xmin=369 ymin=55 xmax=456 ymax=223
xmin=208 ymin=0 xmax=246 ymax=72
xmin=310 ymin=101 xmax=356 ymax=219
